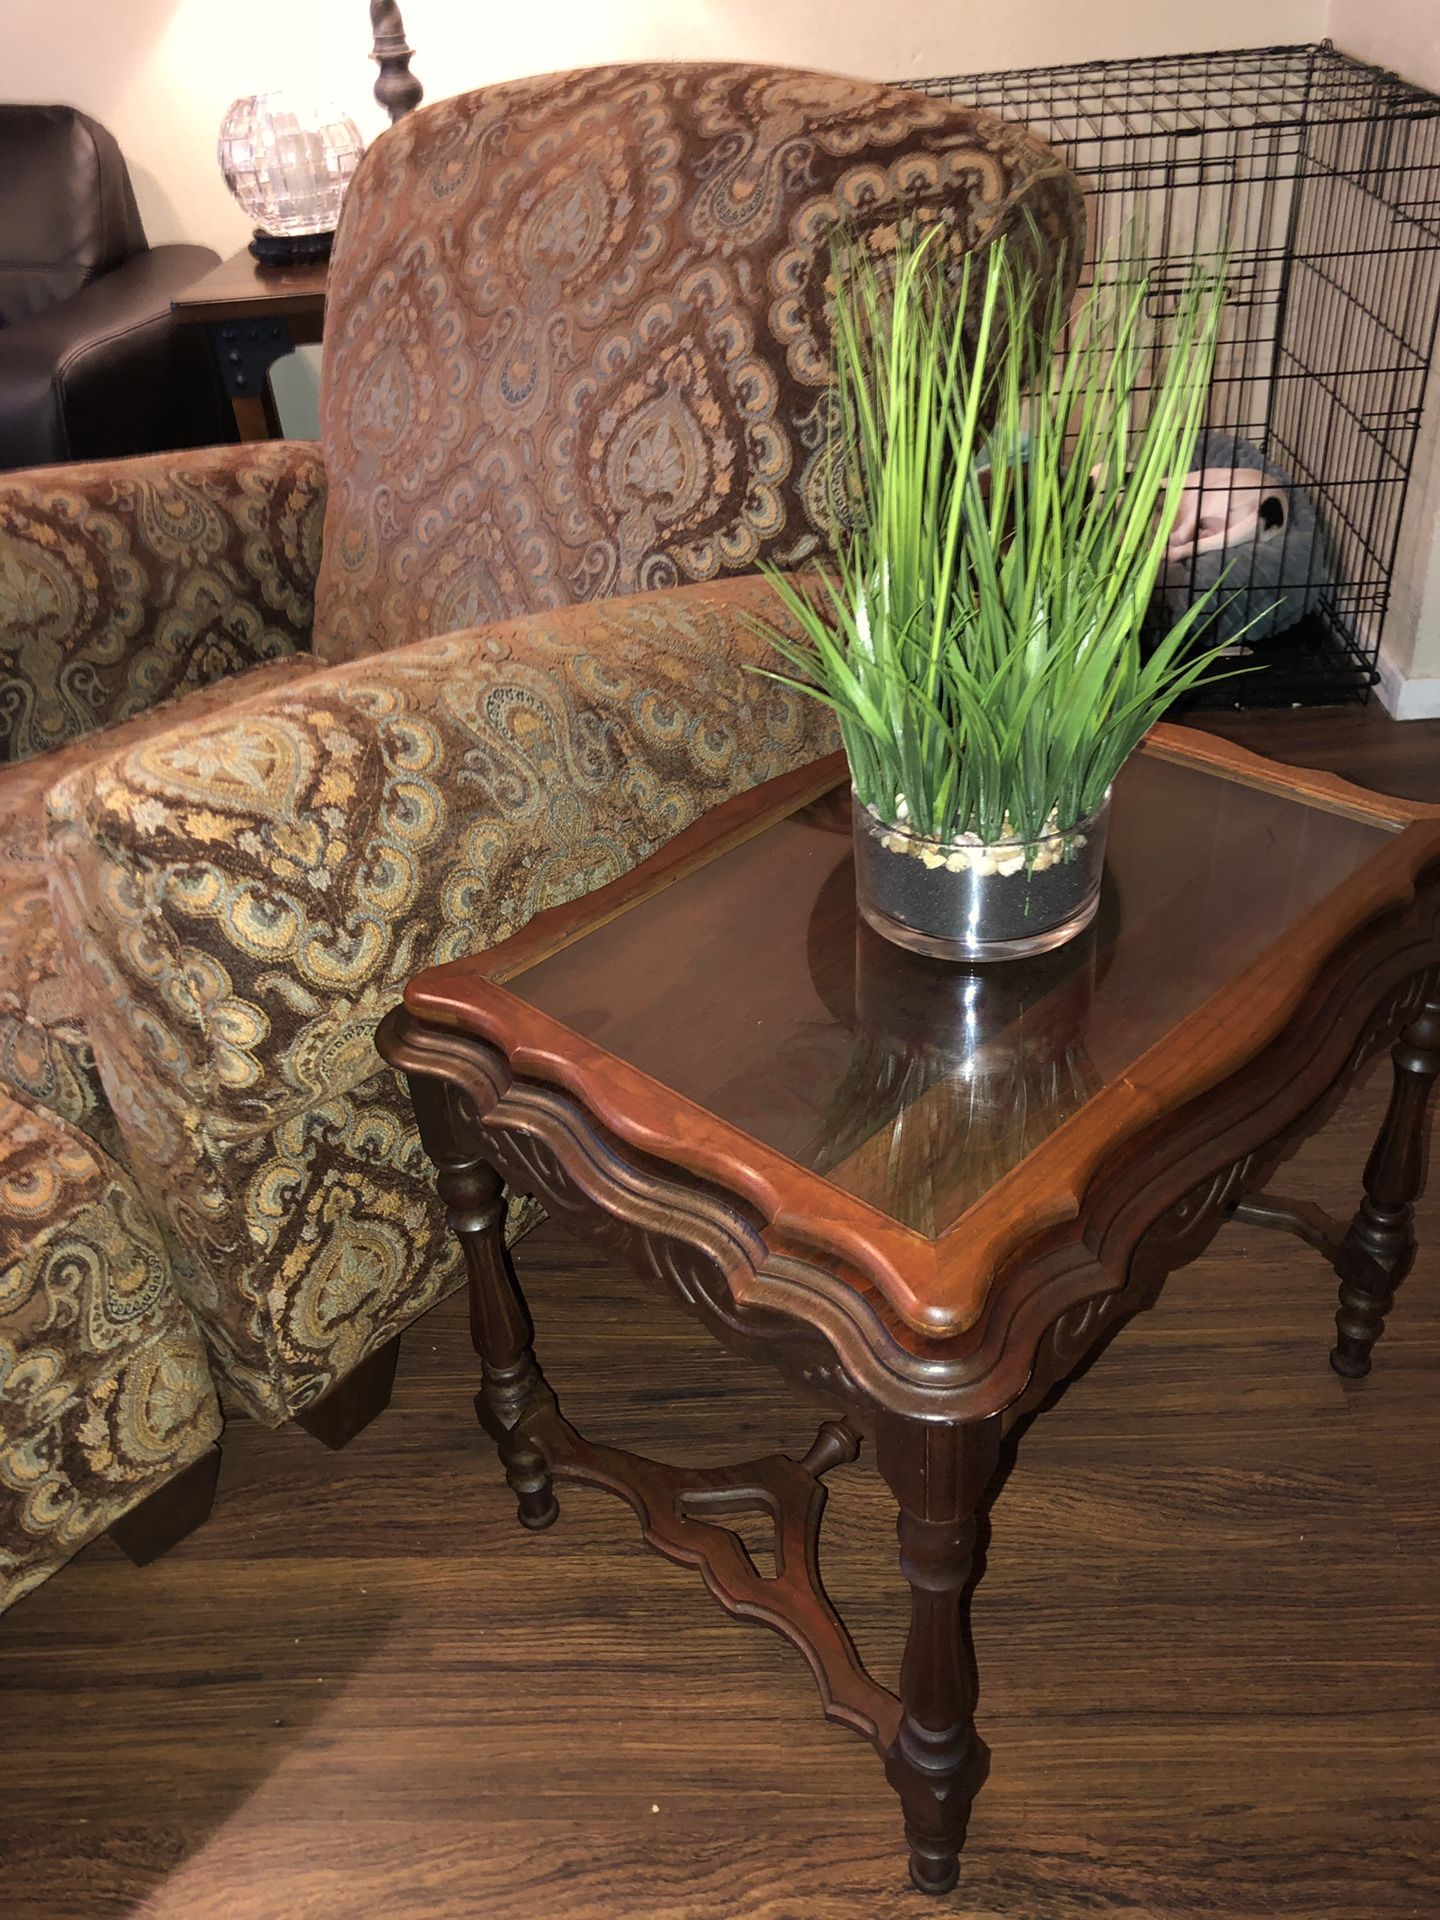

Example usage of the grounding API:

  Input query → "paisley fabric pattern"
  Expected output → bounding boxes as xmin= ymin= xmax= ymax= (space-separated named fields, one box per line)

xmin=0 ymin=1086 xmax=221 ymax=1612
xmin=0 ymin=657 xmax=321 ymax=1165
xmin=0 ymin=441 xmax=326 ymax=765
xmin=315 ymin=62 xmax=1082 ymax=661
xmin=45 ymin=577 xmax=837 ymax=1422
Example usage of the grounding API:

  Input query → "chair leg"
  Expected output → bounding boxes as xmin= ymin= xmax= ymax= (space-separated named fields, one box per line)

xmin=294 ymin=1334 xmax=402 ymax=1450
xmin=108 ymin=1443 xmax=222 ymax=1567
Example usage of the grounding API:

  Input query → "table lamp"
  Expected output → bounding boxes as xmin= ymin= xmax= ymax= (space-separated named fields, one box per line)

xmin=217 ymin=91 xmax=365 ymax=267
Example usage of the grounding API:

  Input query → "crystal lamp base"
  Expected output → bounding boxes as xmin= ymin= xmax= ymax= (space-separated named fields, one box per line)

xmin=249 ymin=228 xmax=335 ymax=268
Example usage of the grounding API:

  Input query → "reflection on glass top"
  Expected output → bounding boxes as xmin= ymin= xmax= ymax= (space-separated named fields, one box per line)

xmin=509 ymin=753 xmax=1395 ymax=1237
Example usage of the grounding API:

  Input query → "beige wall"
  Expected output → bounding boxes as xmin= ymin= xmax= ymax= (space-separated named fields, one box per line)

xmin=1327 ymin=0 xmax=1439 ymax=90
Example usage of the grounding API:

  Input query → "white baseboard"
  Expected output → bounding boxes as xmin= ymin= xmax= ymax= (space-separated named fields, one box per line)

xmin=1374 ymin=649 xmax=1440 ymax=720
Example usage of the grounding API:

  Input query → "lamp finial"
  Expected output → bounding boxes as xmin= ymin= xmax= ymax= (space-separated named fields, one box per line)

xmin=369 ymin=1 xmax=423 ymax=122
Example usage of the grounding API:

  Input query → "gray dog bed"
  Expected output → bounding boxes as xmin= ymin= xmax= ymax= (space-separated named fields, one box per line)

xmin=1159 ymin=432 xmax=1334 ymax=647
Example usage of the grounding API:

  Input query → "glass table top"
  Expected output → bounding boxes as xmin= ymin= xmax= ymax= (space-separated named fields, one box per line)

xmin=505 ymin=749 xmax=1398 ymax=1238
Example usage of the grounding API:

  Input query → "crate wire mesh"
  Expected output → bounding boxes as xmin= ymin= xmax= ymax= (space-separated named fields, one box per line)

xmin=909 ymin=43 xmax=1440 ymax=707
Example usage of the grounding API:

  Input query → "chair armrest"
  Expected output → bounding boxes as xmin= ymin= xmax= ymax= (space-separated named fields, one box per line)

xmin=0 ymin=439 xmax=326 ymax=763
xmin=0 ymin=245 xmax=226 ymax=469
xmin=44 ymin=576 xmax=836 ymax=1410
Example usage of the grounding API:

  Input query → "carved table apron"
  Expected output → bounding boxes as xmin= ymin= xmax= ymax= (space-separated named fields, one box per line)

xmin=378 ymin=870 xmax=1440 ymax=1899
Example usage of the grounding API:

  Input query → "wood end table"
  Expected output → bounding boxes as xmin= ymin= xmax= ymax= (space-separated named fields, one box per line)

xmin=378 ymin=721 xmax=1440 ymax=1900
xmin=172 ymin=249 xmax=327 ymax=443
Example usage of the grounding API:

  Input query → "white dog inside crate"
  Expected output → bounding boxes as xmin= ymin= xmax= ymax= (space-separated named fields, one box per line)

xmin=1159 ymin=432 xmax=1334 ymax=648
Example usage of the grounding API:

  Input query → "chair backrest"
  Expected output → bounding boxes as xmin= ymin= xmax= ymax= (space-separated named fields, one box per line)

xmin=312 ymin=62 xmax=1081 ymax=664
xmin=0 ymin=106 xmax=146 ymax=327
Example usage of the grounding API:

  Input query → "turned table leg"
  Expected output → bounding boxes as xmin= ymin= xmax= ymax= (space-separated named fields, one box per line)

xmin=1331 ymin=989 xmax=1440 ymax=1379
xmin=410 ymin=1076 xmax=559 ymax=1530
xmin=874 ymin=1411 xmax=1003 ymax=1895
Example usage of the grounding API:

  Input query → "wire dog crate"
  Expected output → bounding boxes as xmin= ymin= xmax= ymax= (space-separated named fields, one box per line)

xmin=909 ymin=42 xmax=1440 ymax=707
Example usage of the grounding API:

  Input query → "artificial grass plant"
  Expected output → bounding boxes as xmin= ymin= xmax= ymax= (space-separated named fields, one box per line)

xmin=755 ymin=223 xmax=1234 ymax=845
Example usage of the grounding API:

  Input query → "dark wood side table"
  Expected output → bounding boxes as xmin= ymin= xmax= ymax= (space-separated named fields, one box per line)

xmin=378 ymin=723 xmax=1440 ymax=1902
xmin=172 ymin=249 xmax=328 ymax=443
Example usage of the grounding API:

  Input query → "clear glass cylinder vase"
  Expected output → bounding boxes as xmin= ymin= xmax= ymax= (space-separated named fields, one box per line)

xmin=852 ymin=791 xmax=1110 ymax=963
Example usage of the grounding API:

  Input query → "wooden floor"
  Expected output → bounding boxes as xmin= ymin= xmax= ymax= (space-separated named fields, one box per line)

xmin=2 ymin=706 xmax=1437 ymax=1920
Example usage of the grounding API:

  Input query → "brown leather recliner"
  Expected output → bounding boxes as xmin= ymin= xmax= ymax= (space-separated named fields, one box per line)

xmin=0 ymin=105 xmax=230 ymax=471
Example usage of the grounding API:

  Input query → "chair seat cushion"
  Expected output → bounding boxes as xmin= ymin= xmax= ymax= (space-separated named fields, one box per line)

xmin=0 ymin=655 xmax=320 ymax=1161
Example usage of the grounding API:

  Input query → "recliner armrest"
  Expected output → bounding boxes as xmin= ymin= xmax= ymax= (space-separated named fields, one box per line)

xmin=0 ymin=245 xmax=226 ymax=470
xmin=0 ymin=440 xmax=327 ymax=763
xmin=45 ymin=573 xmax=838 ymax=1223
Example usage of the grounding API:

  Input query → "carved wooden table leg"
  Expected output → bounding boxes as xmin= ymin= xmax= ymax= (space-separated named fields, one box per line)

xmin=409 ymin=1075 xmax=559 ymax=1530
xmin=874 ymin=1411 xmax=1004 ymax=1896
xmin=1331 ymin=989 xmax=1440 ymax=1379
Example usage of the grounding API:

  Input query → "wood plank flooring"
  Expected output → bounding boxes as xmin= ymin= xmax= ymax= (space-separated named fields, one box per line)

xmin=1 ymin=706 xmax=1437 ymax=1920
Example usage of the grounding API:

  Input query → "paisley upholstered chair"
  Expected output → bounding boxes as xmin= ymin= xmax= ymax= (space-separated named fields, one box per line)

xmin=0 ymin=66 xmax=1081 ymax=1462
